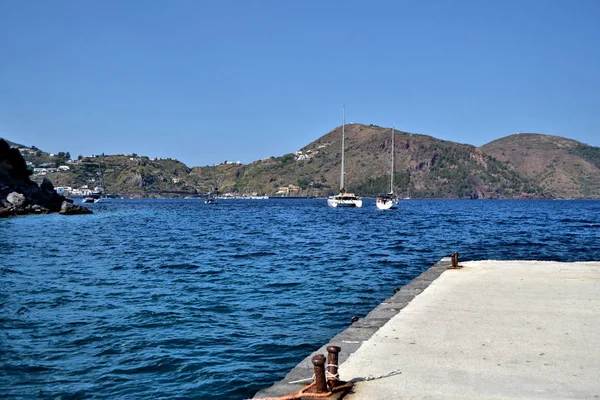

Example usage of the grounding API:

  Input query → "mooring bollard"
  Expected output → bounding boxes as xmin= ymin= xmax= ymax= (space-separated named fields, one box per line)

xmin=448 ymin=252 xmax=464 ymax=269
xmin=451 ymin=252 xmax=459 ymax=268
xmin=311 ymin=354 xmax=328 ymax=393
xmin=326 ymin=345 xmax=341 ymax=387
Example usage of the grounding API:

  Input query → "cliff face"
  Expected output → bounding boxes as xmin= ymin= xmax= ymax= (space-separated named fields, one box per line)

xmin=0 ymin=139 xmax=91 ymax=217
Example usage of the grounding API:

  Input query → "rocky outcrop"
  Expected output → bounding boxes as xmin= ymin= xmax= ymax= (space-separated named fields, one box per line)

xmin=0 ymin=139 xmax=92 ymax=217
xmin=59 ymin=200 xmax=93 ymax=215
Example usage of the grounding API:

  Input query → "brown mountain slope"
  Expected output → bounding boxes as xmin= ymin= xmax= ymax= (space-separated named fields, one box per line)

xmin=228 ymin=124 xmax=542 ymax=199
xmin=481 ymin=134 xmax=600 ymax=198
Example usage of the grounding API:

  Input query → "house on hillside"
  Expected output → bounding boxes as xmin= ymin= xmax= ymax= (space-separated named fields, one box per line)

xmin=55 ymin=186 xmax=73 ymax=195
xmin=275 ymin=185 xmax=300 ymax=196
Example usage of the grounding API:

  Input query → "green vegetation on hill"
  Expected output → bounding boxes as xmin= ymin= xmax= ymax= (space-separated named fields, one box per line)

xmin=4 ymin=128 xmax=599 ymax=199
xmin=571 ymin=145 xmax=600 ymax=170
xmin=39 ymin=155 xmax=198 ymax=197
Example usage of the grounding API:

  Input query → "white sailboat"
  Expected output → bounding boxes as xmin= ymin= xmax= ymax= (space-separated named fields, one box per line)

xmin=82 ymin=161 xmax=103 ymax=203
xmin=205 ymin=165 xmax=219 ymax=205
xmin=327 ymin=106 xmax=363 ymax=208
xmin=403 ymin=171 xmax=411 ymax=200
xmin=204 ymin=194 xmax=217 ymax=205
xmin=376 ymin=126 xmax=399 ymax=210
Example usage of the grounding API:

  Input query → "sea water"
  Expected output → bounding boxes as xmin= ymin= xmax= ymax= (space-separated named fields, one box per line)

xmin=1 ymin=199 xmax=599 ymax=399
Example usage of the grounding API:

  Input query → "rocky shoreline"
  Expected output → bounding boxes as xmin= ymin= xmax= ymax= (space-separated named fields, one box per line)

xmin=0 ymin=139 xmax=92 ymax=218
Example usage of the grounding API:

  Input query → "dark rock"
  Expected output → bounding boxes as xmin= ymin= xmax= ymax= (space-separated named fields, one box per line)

xmin=31 ymin=204 xmax=50 ymax=214
xmin=36 ymin=178 xmax=67 ymax=211
xmin=1 ymin=139 xmax=93 ymax=217
xmin=59 ymin=201 xmax=93 ymax=215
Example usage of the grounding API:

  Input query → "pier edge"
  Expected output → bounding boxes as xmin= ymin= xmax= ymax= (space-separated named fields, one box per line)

xmin=252 ymin=256 xmax=453 ymax=398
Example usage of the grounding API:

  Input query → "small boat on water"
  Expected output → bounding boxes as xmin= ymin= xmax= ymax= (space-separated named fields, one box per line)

xmin=82 ymin=193 xmax=101 ymax=203
xmin=403 ymin=174 xmax=411 ymax=200
xmin=205 ymin=165 xmax=219 ymax=205
xmin=82 ymin=160 xmax=104 ymax=203
xmin=327 ymin=188 xmax=363 ymax=208
xmin=204 ymin=186 xmax=218 ymax=204
xmin=328 ymin=106 xmax=362 ymax=208
xmin=376 ymin=193 xmax=398 ymax=210
xmin=376 ymin=126 xmax=399 ymax=210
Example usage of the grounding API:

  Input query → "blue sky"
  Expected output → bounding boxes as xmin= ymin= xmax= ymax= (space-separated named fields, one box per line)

xmin=1 ymin=0 xmax=599 ymax=167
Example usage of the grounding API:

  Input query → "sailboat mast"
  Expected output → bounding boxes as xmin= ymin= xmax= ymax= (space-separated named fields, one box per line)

xmin=340 ymin=105 xmax=345 ymax=191
xmin=390 ymin=126 xmax=394 ymax=194
xmin=98 ymin=157 xmax=104 ymax=193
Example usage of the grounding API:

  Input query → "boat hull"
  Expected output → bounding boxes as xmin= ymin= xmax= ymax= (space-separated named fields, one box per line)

xmin=376 ymin=198 xmax=398 ymax=210
xmin=82 ymin=194 xmax=101 ymax=203
xmin=328 ymin=197 xmax=363 ymax=208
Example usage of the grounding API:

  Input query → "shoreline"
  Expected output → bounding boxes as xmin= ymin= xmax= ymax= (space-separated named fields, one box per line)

xmin=252 ymin=256 xmax=453 ymax=398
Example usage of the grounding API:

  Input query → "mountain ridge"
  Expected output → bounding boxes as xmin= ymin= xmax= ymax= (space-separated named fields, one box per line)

xmin=481 ymin=133 xmax=600 ymax=199
xmin=3 ymin=126 xmax=599 ymax=199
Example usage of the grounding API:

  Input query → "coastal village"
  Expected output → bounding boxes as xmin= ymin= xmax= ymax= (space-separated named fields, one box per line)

xmin=30 ymin=158 xmax=100 ymax=197
xmin=12 ymin=141 xmax=334 ymax=199
xmin=25 ymin=150 xmax=114 ymax=197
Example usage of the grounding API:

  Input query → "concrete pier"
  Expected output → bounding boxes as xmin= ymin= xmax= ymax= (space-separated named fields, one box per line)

xmin=253 ymin=259 xmax=600 ymax=399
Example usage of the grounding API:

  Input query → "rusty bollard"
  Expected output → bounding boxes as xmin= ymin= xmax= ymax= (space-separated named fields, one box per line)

xmin=449 ymin=252 xmax=463 ymax=269
xmin=311 ymin=354 xmax=328 ymax=393
xmin=326 ymin=346 xmax=341 ymax=387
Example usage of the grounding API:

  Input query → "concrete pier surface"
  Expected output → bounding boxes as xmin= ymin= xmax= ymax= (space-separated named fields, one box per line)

xmin=253 ymin=259 xmax=600 ymax=399
xmin=339 ymin=260 xmax=600 ymax=399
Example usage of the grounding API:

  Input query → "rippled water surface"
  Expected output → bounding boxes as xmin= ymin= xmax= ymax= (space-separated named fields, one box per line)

xmin=2 ymin=199 xmax=599 ymax=399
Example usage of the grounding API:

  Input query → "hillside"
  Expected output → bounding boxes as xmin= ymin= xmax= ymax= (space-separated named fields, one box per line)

xmin=481 ymin=134 xmax=600 ymax=198
xmin=3 ymin=139 xmax=25 ymax=148
xmin=6 ymin=127 xmax=600 ymax=199
xmin=34 ymin=155 xmax=202 ymax=198
xmin=211 ymin=124 xmax=541 ymax=199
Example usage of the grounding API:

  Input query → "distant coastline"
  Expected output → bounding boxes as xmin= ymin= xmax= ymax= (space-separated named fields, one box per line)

xmin=4 ymin=128 xmax=600 ymax=200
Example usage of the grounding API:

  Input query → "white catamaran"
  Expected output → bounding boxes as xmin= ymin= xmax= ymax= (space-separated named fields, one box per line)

xmin=376 ymin=126 xmax=399 ymax=210
xmin=327 ymin=106 xmax=362 ymax=208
